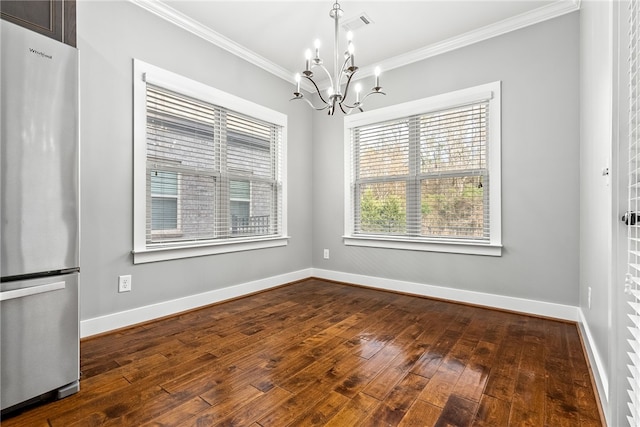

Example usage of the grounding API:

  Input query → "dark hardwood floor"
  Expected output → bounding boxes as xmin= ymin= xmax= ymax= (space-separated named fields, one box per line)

xmin=1 ymin=278 xmax=603 ymax=426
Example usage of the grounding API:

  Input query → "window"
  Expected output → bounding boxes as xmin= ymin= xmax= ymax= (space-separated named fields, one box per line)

xmin=150 ymin=170 xmax=179 ymax=234
xmin=230 ymin=179 xmax=251 ymax=228
xmin=133 ymin=60 xmax=287 ymax=263
xmin=344 ymin=82 xmax=501 ymax=256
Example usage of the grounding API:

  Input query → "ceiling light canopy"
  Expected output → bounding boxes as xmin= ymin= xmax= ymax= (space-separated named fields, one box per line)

xmin=291 ymin=1 xmax=385 ymax=115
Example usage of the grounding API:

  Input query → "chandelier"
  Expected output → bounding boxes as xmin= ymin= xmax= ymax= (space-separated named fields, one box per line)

xmin=291 ymin=1 xmax=385 ymax=115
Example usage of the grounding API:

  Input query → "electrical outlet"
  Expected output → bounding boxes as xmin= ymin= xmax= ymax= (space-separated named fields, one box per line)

xmin=587 ymin=286 xmax=591 ymax=309
xmin=119 ymin=275 xmax=132 ymax=293
xmin=323 ymin=249 xmax=330 ymax=259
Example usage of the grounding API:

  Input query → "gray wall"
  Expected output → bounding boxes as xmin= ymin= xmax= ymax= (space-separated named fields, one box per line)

xmin=580 ymin=1 xmax=631 ymax=425
xmin=77 ymin=1 xmax=312 ymax=321
xmin=578 ymin=0 xmax=614 ymax=421
xmin=312 ymin=12 xmax=581 ymax=305
xmin=77 ymin=3 xmax=580 ymax=326
xmin=579 ymin=0 xmax=614 ymax=383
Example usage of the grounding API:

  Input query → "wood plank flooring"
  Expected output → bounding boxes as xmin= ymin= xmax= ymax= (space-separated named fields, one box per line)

xmin=1 ymin=278 xmax=603 ymax=426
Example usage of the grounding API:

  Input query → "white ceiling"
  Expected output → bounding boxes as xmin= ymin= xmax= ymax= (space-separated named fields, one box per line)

xmin=135 ymin=0 xmax=580 ymax=87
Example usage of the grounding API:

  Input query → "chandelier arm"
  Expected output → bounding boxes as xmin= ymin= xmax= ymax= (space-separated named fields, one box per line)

xmin=341 ymin=101 xmax=360 ymax=110
xmin=338 ymin=104 xmax=363 ymax=116
xmin=313 ymin=63 xmax=334 ymax=92
xmin=330 ymin=97 xmax=338 ymax=115
xmin=338 ymin=56 xmax=353 ymax=85
xmin=290 ymin=95 xmax=331 ymax=111
xmin=341 ymin=89 xmax=386 ymax=111
xmin=303 ymin=74 xmax=331 ymax=105
xmin=341 ymin=68 xmax=356 ymax=103
xmin=357 ymin=89 xmax=387 ymax=105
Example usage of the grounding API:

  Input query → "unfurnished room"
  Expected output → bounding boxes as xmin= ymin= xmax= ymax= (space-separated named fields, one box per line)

xmin=0 ymin=0 xmax=637 ymax=426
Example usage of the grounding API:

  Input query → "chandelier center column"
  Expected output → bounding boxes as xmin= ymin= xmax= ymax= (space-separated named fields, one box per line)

xmin=332 ymin=2 xmax=342 ymax=102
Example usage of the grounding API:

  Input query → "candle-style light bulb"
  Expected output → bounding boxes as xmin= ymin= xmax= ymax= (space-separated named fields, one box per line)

xmin=305 ymin=49 xmax=312 ymax=71
xmin=314 ymin=39 xmax=321 ymax=59
xmin=348 ymin=42 xmax=355 ymax=68
xmin=295 ymin=73 xmax=301 ymax=94
xmin=374 ymin=66 xmax=381 ymax=89
xmin=355 ymin=83 xmax=362 ymax=103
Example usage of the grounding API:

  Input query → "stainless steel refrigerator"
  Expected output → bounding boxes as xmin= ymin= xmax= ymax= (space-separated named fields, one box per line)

xmin=1 ymin=20 xmax=80 ymax=412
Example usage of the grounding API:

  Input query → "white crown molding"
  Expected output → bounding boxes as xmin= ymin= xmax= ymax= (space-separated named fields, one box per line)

xmin=377 ymin=0 xmax=581 ymax=76
xmin=321 ymin=0 xmax=581 ymax=88
xmin=128 ymin=0 xmax=313 ymax=90
xmin=130 ymin=0 xmax=580 ymax=93
xmin=315 ymin=0 xmax=581 ymax=91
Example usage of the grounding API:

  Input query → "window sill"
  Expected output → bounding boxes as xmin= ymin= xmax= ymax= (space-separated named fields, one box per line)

xmin=132 ymin=236 xmax=289 ymax=264
xmin=343 ymin=235 xmax=502 ymax=256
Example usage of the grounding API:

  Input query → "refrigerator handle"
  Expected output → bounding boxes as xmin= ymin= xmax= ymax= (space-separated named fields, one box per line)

xmin=0 ymin=281 xmax=66 ymax=302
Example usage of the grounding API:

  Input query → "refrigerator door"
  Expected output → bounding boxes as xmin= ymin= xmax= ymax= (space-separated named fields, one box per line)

xmin=0 ymin=273 xmax=79 ymax=410
xmin=1 ymin=20 xmax=79 ymax=278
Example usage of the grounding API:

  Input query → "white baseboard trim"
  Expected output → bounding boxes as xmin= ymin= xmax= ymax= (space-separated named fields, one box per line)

xmin=80 ymin=268 xmax=313 ymax=338
xmin=311 ymin=268 xmax=580 ymax=321
xmin=81 ymin=267 xmax=580 ymax=339
xmin=577 ymin=308 xmax=610 ymax=418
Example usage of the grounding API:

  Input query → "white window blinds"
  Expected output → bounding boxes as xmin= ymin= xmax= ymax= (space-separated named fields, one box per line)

xmin=351 ymin=101 xmax=489 ymax=241
xmin=145 ymin=84 xmax=282 ymax=247
xmin=627 ymin=1 xmax=640 ymax=425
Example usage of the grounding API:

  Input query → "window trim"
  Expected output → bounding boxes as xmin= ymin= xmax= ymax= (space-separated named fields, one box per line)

xmin=132 ymin=59 xmax=288 ymax=264
xmin=343 ymin=81 xmax=502 ymax=256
